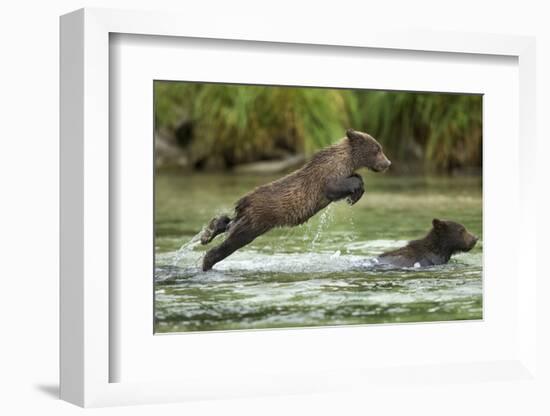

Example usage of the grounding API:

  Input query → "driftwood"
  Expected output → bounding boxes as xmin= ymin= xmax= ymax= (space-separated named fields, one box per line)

xmin=232 ymin=154 xmax=305 ymax=174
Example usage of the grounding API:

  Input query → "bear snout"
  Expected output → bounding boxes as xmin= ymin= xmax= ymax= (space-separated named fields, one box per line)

xmin=466 ymin=234 xmax=478 ymax=250
xmin=374 ymin=155 xmax=391 ymax=172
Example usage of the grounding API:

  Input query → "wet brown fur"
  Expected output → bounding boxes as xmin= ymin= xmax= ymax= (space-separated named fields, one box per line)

xmin=235 ymin=141 xmax=354 ymax=229
xmin=378 ymin=219 xmax=478 ymax=267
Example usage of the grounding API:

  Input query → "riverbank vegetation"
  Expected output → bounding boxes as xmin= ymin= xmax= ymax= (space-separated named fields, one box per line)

xmin=154 ymin=81 xmax=482 ymax=174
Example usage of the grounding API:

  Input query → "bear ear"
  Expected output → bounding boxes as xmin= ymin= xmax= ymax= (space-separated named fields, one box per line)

xmin=346 ymin=128 xmax=362 ymax=141
xmin=432 ymin=218 xmax=444 ymax=229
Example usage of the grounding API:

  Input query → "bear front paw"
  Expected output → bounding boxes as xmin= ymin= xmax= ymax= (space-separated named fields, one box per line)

xmin=346 ymin=187 xmax=364 ymax=205
xmin=346 ymin=177 xmax=364 ymax=205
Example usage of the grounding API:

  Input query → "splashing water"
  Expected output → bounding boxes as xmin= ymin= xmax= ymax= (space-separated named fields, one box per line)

xmin=171 ymin=231 xmax=203 ymax=267
xmin=155 ymin=243 xmax=483 ymax=332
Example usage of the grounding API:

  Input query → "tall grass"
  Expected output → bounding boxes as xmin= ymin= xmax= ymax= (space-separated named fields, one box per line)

xmin=359 ymin=91 xmax=482 ymax=172
xmin=154 ymin=81 xmax=482 ymax=172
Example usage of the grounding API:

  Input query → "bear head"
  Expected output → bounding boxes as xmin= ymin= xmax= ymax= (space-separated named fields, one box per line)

xmin=432 ymin=218 xmax=478 ymax=253
xmin=346 ymin=128 xmax=391 ymax=172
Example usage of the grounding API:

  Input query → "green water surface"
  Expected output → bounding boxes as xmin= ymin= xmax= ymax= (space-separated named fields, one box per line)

xmin=154 ymin=172 xmax=482 ymax=333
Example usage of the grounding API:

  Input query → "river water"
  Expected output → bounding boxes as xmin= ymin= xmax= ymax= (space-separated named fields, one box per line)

xmin=154 ymin=173 xmax=482 ymax=333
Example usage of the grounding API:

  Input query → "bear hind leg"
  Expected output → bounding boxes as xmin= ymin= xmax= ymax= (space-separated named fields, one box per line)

xmin=200 ymin=215 xmax=232 ymax=245
xmin=202 ymin=222 xmax=263 ymax=271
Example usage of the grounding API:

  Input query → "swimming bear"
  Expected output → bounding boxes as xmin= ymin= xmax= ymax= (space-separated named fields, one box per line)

xmin=200 ymin=129 xmax=391 ymax=271
xmin=377 ymin=219 xmax=478 ymax=267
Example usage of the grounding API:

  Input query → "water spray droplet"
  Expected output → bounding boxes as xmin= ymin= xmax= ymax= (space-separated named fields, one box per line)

xmin=171 ymin=231 xmax=203 ymax=267
xmin=311 ymin=206 xmax=334 ymax=250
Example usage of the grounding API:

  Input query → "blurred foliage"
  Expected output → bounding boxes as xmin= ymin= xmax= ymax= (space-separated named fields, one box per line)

xmin=154 ymin=81 xmax=481 ymax=173
xmin=360 ymin=92 xmax=482 ymax=172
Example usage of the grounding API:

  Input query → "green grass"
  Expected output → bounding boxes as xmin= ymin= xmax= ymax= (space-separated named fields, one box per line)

xmin=154 ymin=82 xmax=482 ymax=172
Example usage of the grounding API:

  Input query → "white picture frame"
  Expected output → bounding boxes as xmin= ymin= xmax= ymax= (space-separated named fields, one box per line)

xmin=60 ymin=7 xmax=538 ymax=408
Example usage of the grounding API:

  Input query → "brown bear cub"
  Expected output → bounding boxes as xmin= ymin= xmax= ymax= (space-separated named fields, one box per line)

xmin=200 ymin=129 xmax=391 ymax=271
xmin=377 ymin=219 xmax=478 ymax=267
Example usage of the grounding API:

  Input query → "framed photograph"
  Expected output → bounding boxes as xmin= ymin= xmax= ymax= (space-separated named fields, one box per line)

xmin=60 ymin=8 xmax=539 ymax=408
